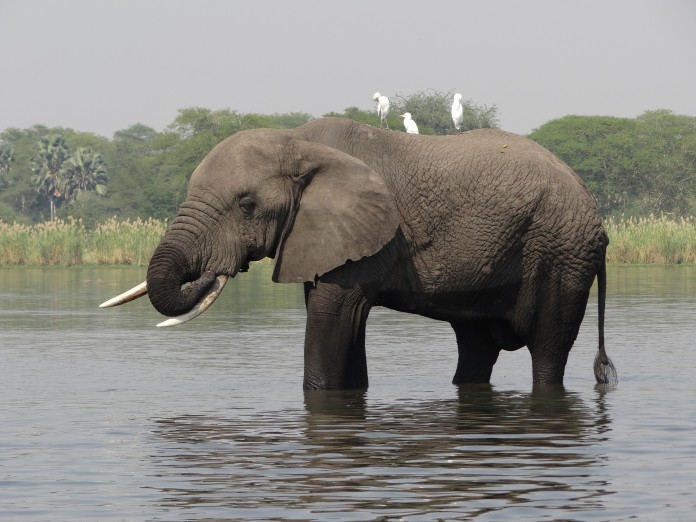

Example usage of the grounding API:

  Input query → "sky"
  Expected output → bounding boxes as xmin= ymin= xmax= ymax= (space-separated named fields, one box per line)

xmin=1 ymin=0 xmax=695 ymax=138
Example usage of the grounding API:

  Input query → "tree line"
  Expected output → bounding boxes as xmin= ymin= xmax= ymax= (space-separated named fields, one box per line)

xmin=528 ymin=110 xmax=696 ymax=217
xmin=0 ymin=89 xmax=694 ymax=225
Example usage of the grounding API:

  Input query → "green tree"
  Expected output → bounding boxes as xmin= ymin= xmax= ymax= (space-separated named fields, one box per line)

xmin=104 ymin=124 xmax=161 ymax=219
xmin=0 ymin=140 xmax=13 ymax=187
xmin=0 ymin=126 xmax=50 ymax=222
xmin=1 ymin=125 xmax=113 ymax=223
xmin=31 ymin=135 xmax=70 ymax=221
xmin=62 ymin=147 xmax=108 ymax=201
xmin=530 ymin=111 xmax=696 ymax=217
xmin=529 ymin=115 xmax=638 ymax=214
xmin=0 ymin=141 xmax=14 ymax=219
xmin=631 ymin=110 xmax=696 ymax=215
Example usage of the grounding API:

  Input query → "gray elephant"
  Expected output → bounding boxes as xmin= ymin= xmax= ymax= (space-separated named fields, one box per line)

xmin=102 ymin=117 xmax=616 ymax=389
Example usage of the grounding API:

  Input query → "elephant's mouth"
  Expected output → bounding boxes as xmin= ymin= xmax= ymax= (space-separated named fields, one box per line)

xmin=99 ymin=272 xmax=230 ymax=327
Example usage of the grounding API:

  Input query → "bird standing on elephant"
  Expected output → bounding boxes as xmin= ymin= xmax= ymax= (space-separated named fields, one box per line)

xmin=102 ymin=117 xmax=617 ymax=391
xmin=401 ymin=112 xmax=419 ymax=134
xmin=452 ymin=93 xmax=464 ymax=131
xmin=372 ymin=92 xmax=389 ymax=129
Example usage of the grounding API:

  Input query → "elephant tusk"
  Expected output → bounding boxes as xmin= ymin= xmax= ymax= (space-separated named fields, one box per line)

xmin=156 ymin=275 xmax=229 ymax=327
xmin=99 ymin=281 xmax=148 ymax=308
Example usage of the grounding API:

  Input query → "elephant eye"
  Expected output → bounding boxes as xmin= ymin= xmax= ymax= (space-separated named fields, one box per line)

xmin=239 ymin=195 xmax=257 ymax=217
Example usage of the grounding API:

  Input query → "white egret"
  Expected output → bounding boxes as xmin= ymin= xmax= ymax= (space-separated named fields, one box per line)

xmin=401 ymin=112 xmax=419 ymax=134
xmin=372 ymin=92 xmax=390 ymax=129
xmin=451 ymin=93 xmax=464 ymax=131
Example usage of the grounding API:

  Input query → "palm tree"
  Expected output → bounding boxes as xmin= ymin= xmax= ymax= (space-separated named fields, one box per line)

xmin=31 ymin=135 xmax=70 ymax=221
xmin=62 ymin=148 xmax=108 ymax=202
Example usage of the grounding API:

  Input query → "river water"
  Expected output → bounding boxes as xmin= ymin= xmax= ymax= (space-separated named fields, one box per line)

xmin=1 ymin=264 xmax=695 ymax=521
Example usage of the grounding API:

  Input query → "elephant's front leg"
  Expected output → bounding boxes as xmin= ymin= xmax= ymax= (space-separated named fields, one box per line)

xmin=302 ymin=280 xmax=375 ymax=390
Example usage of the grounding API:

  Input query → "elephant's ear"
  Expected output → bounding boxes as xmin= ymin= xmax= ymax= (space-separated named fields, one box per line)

xmin=272 ymin=140 xmax=400 ymax=283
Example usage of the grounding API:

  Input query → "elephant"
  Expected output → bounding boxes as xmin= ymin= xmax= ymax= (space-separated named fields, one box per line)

xmin=101 ymin=117 xmax=617 ymax=390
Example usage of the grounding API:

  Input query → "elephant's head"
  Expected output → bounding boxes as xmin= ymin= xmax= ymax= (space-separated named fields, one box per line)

xmin=101 ymin=128 xmax=400 ymax=325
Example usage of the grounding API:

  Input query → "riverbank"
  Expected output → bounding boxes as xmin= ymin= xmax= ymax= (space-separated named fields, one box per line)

xmin=1 ymin=215 xmax=695 ymax=266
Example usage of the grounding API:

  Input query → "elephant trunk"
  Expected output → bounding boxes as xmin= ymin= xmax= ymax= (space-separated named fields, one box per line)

xmin=146 ymin=236 xmax=217 ymax=318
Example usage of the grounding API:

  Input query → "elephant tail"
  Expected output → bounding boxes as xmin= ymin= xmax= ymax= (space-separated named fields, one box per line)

xmin=593 ymin=252 xmax=618 ymax=385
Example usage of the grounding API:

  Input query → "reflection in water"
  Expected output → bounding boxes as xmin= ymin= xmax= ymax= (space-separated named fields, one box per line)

xmin=152 ymin=386 xmax=613 ymax=519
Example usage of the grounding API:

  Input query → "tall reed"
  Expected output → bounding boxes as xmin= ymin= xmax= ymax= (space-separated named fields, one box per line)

xmin=0 ymin=217 xmax=167 ymax=266
xmin=90 ymin=217 xmax=167 ymax=265
xmin=0 ymin=218 xmax=87 ymax=265
xmin=605 ymin=215 xmax=696 ymax=264
xmin=1 ymin=215 xmax=695 ymax=266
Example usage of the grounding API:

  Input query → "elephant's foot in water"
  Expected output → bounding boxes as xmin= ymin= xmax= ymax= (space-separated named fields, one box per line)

xmin=529 ymin=346 xmax=571 ymax=385
xmin=451 ymin=321 xmax=502 ymax=384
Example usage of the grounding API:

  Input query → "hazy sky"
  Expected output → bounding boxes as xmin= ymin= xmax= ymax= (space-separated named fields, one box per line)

xmin=1 ymin=0 xmax=694 ymax=138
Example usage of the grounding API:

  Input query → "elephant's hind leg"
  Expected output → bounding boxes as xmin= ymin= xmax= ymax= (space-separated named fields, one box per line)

xmin=451 ymin=321 xmax=502 ymax=384
xmin=527 ymin=277 xmax=591 ymax=385
xmin=528 ymin=334 xmax=573 ymax=384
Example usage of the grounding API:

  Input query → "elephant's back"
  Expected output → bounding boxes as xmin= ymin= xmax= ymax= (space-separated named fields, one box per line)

xmin=388 ymin=128 xmax=603 ymax=293
xmin=417 ymin=128 xmax=596 ymax=217
xmin=429 ymin=128 xmax=587 ymax=187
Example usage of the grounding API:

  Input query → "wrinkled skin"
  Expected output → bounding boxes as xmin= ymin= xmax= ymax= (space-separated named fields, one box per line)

xmin=142 ymin=117 xmax=614 ymax=390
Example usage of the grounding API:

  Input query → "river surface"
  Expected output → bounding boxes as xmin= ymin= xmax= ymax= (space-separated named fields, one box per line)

xmin=1 ymin=264 xmax=695 ymax=521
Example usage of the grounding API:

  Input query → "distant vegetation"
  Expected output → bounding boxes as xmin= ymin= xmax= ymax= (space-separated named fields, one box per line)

xmin=326 ymin=89 xmax=500 ymax=135
xmin=1 ymin=216 xmax=694 ymax=266
xmin=529 ymin=110 xmax=696 ymax=217
xmin=0 ymin=89 xmax=695 ymax=265
xmin=0 ymin=110 xmax=314 ymax=226
xmin=604 ymin=215 xmax=696 ymax=264
xmin=0 ymin=90 xmax=503 ymax=226
xmin=0 ymin=217 xmax=165 ymax=266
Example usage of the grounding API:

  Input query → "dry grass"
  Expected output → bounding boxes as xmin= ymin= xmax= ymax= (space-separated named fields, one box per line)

xmin=0 ymin=217 xmax=166 ymax=266
xmin=90 ymin=217 xmax=167 ymax=265
xmin=1 ymin=215 xmax=695 ymax=266
xmin=605 ymin=215 xmax=696 ymax=264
